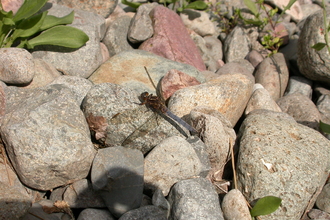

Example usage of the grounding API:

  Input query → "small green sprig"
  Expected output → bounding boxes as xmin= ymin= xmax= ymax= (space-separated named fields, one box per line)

xmin=250 ymin=196 xmax=282 ymax=219
xmin=0 ymin=0 xmax=89 ymax=49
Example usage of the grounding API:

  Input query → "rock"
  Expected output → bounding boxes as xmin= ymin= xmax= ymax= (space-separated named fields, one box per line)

xmin=0 ymin=48 xmax=35 ymax=85
xmin=190 ymin=106 xmax=236 ymax=179
xmin=21 ymin=200 xmax=72 ymax=220
xmin=103 ymin=16 xmax=134 ymax=56
xmin=139 ymin=5 xmax=206 ymax=71
xmin=88 ymin=49 xmax=205 ymax=96
xmin=91 ymin=146 xmax=144 ymax=218
xmin=1 ymin=0 xmax=23 ymax=14
xmin=0 ymin=81 xmax=5 ymax=117
xmin=1 ymin=84 xmax=96 ymax=190
xmin=61 ymin=179 xmax=105 ymax=208
xmin=317 ymin=94 xmax=330 ymax=124
xmin=118 ymin=205 xmax=167 ymax=220
xmin=32 ymin=5 xmax=105 ymax=78
xmin=316 ymin=183 xmax=330 ymax=213
xmin=24 ymin=59 xmax=62 ymax=89
xmin=308 ymin=208 xmax=330 ymax=219
xmin=167 ymin=177 xmax=224 ymax=220
xmin=222 ymin=189 xmax=251 ymax=220
xmin=52 ymin=0 xmax=118 ymax=17
xmin=168 ymin=73 xmax=254 ymax=126
xmin=277 ymin=93 xmax=321 ymax=130
xmin=160 ymin=69 xmax=201 ymax=101
xmin=78 ymin=208 xmax=115 ymax=220
xmin=254 ymin=53 xmax=289 ymax=100
xmin=215 ymin=59 xmax=255 ymax=80
xmin=127 ymin=3 xmax=157 ymax=43
xmin=245 ymin=84 xmax=282 ymax=115
xmin=82 ymin=83 xmax=185 ymax=153
xmin=50 ymin=75 xmax=94 ymax=106
xmin=237 ymin=109 xmax=330 ymax=220
xmin=152 ymin=189 xmax=170 ymax=218
xmin=298 ymin=9 xmax=330 ymax=86
xmin=223 ymin=26 xmax=251 ymax=63
xmin=180 ymin=9 xmax=215 ymax=36
xmin=284 ymin=76 xmax=313 ymax=98
xmin=245 ymin=49 xmax=265 ymax=68
xmin=144 ymin=136 xmax=203 ymax=196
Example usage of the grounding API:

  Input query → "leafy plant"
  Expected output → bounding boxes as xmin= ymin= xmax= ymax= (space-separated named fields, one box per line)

xmin=320 ymin=121 xmax=330 ymax=134
xmin=0 ymin=0 xmax=89 ymax=49
xmin=236 ymin=0 xmax=297 ymax=56
xmin=250 ymin=196 xmax=282 ymax=218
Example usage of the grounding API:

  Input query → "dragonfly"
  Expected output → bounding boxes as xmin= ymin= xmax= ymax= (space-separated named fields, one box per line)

xmin=109 ymin=67 xmax=197 ymax=148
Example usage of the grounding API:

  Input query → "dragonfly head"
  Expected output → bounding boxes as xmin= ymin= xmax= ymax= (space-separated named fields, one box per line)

xmin=140 ymin=92 xmax=150 ymax=101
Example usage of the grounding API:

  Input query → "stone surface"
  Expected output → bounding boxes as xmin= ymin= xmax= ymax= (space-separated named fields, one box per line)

xmin=180 ymin=9 xmax=215 ymax=36
xmin=118 ymin=205 xmax=167 ymax=220
xmin=298 ymin=9 xmax=330 ymax=86
xmin=24 ymin=59 xmax=62 ymax=89
xmin=77 ymin=208 xmax=115 ymax=220
xmin=237 ymin=110 xmax=330 ymax=220
xmin=50 ymin=75 xmax=94 ymax=106
xmin=222 ymin=189 xmax=251 ymax=220
xmin=168 ymin=177 xmax=224 ymax=220
xmin=144 ymin=136 xmax=202 ymax=196
xmin=316 ymin=183 xmax=330 ymax=213
xmin=88 ymin=49 xmax=205 ymax=96
xmin=127 ymin=3 xmax=157 ymax=43
xmin=284 ymin=76 xmax=313 ymax=98
xmin=254 ymin=53 xmax=289 ymax=100
xmin=245 ymin=84 xmax=282 ymax=115
xmin=168 ymin=73 xmax=254 ymax=127
xmin=277 ymin=92 xmax=321 ymax=130
xmin=190 ymin=106 xmax=236 ymax=179
xmin=223 ymin=26 xmax=251 ymax=63
xmin=103 ymin=16 xmax=133 ymax=57
xmin=1 ymin=84 xmax=96 ymax=190
xmin=139 ymin=5 xmax=206 ymax=71
xmin=82 ymin=83 xmax=185 ymax=153
xmin=0 ymin=48 xmax=35 ymax=85
xmin=91 ymin=146 xmax=144 ymax=218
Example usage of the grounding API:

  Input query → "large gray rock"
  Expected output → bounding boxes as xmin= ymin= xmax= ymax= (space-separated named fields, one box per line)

xmin=1 ymin=84 xmax=96 ymax=190
xmin=237 ymin=109 xmax=330 ymax=220
xmin=167 ymin=177 xmax=224 ymax=220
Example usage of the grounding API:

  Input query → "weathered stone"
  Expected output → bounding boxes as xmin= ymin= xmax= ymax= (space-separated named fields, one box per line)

xmin=222 ymin=189 xmax=251 ymax=220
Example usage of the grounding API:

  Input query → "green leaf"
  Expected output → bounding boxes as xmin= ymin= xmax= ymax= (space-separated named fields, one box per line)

xmin=2 ymin=17 xmax=15 ymax=26
xmin=121 ymin=0 xmax=141 ymax=9
xmin=320 ymin=121 xmax=330 ymax=134
xmin=12 ymin=11 xmax=47 ymax=38
xmin=27 ymin=25 xmax=89 ymax=49
xmin=243 ymin=0 xmax=259 ymax=16
xmin=283 ymin=0 xmax=297 ymax=11
xmin=312 ymin=42 xmax=326 ymax=51
xmin=250 ymin=196 xmax=282 ymax=217
xmin=39 ymin=11 xmax=74 ymax=31
xmin=13 ymin=0 xmax=48 ymax=22
xmin=185 ymin=1 xmax=208 ymax=10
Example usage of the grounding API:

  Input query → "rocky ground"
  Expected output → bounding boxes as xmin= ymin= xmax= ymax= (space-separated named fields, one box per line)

xmin=1 ymin=0 xmax=330 ymax=219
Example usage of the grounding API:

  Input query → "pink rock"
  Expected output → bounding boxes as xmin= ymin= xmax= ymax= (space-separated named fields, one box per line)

xmin=0 ymin=82 xmax=5 ymax=117
xmin=139 ymin=6 xmax=206 ymax=71
xmin=160 ymin=69 xmax=201 ymax=100
xmin=1 ymin=0 xmax=23 ymax=14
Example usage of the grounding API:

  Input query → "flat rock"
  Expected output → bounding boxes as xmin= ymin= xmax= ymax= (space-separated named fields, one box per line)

xmin=285 ymin=76 xmax=313 ymax=98
xmin=167 ymin=177 xmax=224 ymax=220
xmin=237 ymin=109 xmax=330 ymax=220
xmin=180 ymin=9 xmax=215 ymax=36
xmin=139 ymin=5 xmax=206 ymax=71
xmin=277 ymin=93 xmax=321 ymax=130
xmin=1 ymin=84 xmax=96 ymax=190
xmin=118 ymin=205 xmax=167 ymax=220
xmin=91 ymin=146 xmax=144 ymax=218
xmin=144 ymin=136 xmax=202 ymax=196
xmin=168 ymin=73 xmax=254 ymax=126
xmin=78 ymin=208 xmax=115 ymax=220
xmin=88 ymin=49 xmax=205 ymax=96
